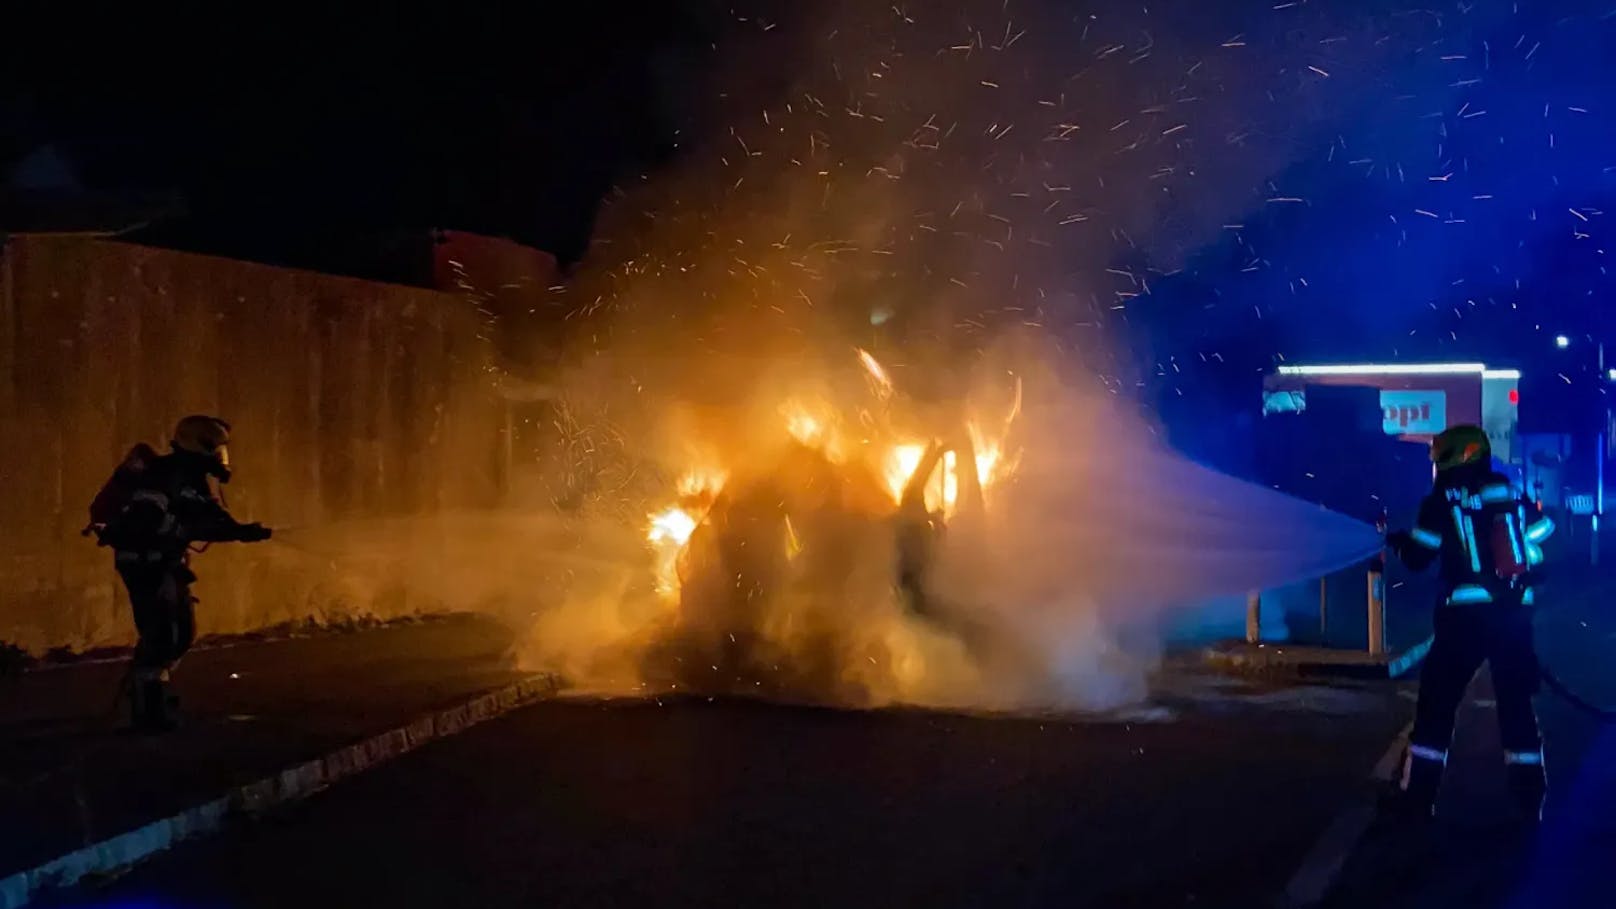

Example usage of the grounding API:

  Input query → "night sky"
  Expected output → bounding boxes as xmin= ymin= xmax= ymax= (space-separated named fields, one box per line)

xmin=6 ymin=1 xmax=1616 ymax=448
xmin=3 ymin=3 xmax=712 ymax=261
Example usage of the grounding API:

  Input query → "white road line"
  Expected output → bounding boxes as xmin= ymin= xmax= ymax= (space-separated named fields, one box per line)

xmin=1278 ymin=720 xmax=1413 ymax=909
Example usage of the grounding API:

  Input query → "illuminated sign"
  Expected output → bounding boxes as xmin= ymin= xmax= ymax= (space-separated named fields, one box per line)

xmin=1277 ymin=363 xmax=1486 ymax=377
xmin=1261 ymin=390 xmax=1306 ymax=416
xmin=1264 ymin=388 xmax=1450 ymax=435
xmin=1265 ymin=363 xmax=1521 ymax=460
xmin=1381 ymin=390 xmax=1446 ymax=435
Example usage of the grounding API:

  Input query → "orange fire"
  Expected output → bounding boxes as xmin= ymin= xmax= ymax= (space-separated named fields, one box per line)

xmin=882 ymin=425 xmax=1011 ymax=516
xmin=882 ymin=443 xmax=956 ymax=511
xmin=645 ymin=351 xmax=1019 ymax=600
xmin=647 ymin=468 xmax=726 ymax=600
xmin=780 ymin=398 xmax=852 ymax=461
xmin=857 ymin=347 xmax=894 ymax=398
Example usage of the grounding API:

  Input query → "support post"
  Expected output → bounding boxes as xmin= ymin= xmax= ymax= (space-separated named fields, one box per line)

xmin=1369 ymin=508 xmax=1389 ymax=657
xmin=1319 ymin=576 xmax=1329 ymax=640
xmin=1245 ymin=591 xmax=1261 ymax=644
xmin=1594 ymin=429 xmax=1604 ymax=567
xmin=1366 ymin=569 xmax=1386 ymax=657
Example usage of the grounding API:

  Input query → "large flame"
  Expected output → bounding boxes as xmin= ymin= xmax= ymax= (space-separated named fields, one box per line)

xmin=883 ymin=443 xmax=961 ymax=514
xmin=646 ymin=350 xmax=1019 ymax=604
xmin=646 ymin=467 xmax=726 ymax=600
xmin=780 ymin=398 xmax=852 ymax=461
xmin=885 ymin=443 xmax=930 ymax=503
xmin=646 ymin=505 xmax=698 ymax=600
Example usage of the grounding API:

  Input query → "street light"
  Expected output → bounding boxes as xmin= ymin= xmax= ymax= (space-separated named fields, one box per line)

xmin=1556 ymin=335 xmax=1571 ymax=349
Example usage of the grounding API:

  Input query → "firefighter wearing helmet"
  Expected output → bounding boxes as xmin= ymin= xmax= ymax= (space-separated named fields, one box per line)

xmin=1385 ymin=424 xmax=1555 ymax=822
xmin=88 ymin=416 xmax=273 ymax=731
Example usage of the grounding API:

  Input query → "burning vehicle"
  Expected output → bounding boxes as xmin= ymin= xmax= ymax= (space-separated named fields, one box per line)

xmin=637 ymin=349 xmax=1022 ymax=704
xmin=515 ymin=333 xmax=1385 ymax=715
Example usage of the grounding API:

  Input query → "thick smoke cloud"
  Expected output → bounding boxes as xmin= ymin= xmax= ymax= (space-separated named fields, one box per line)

xmin=231 ymin=0 xmax=1607 ymax=709
xmin=483 ymin=1 xmax=1417 ymax=710
xmin=575 ymin=0 xmax=1607 ymax=364
xmin=495 ymin=335 xmax=1381 ymax=711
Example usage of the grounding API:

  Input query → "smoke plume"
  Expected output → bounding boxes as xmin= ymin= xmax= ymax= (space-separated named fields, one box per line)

xmin=482 ymin=0 xmax=1392 ymax=711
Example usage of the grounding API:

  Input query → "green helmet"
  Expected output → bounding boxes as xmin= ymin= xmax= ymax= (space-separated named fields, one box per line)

xmin=1430 ymin=424 xmax=1490 ymax=472
xmin=171 ymin=415 xmax=233 ymax=481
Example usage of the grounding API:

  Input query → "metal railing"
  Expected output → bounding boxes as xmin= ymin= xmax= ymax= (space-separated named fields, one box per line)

xmin=1244 ymin=563 xmax=1388 ymax=656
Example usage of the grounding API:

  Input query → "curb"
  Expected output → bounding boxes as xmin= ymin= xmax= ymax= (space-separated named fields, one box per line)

xmin=18 ymin=613 xmax=486 ymax=675
xmin=1203 ymin=637 xmax=1433 ymax=681
xmin=1385 ymin=636 xmax=1433 ymax=679
xmin=0 ymin=673 xmax=561 ymax=909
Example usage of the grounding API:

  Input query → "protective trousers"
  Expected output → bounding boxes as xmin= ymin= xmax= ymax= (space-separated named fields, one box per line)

xmin=116 ymin=561 xmax=197 ymax=729
xmin=1400 ymin=602 xmax=1546 ymax=820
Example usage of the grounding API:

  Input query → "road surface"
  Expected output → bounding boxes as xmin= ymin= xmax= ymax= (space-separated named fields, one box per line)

xmin=60 ymin=672 xmax=1405 ymax=909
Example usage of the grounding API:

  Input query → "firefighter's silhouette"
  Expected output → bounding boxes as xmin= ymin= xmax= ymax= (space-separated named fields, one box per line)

xmin=88 ymin=416 xmax=272 ymax=731
xmin=1386 ymin=424 xmax=1555 ymax=821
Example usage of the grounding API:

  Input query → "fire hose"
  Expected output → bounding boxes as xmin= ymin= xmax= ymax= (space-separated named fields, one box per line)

xmin=1377 ymin=518 xmax=1615 ymax=721
xmin=1539 ymin=660 xmax=1616 ymax=721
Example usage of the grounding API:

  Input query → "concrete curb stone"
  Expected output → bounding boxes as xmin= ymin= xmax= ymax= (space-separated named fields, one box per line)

xmin=0 ymin=674 xmax=561 ymax=908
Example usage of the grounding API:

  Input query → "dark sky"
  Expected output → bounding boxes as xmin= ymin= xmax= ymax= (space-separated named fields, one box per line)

xmin=2 ymin=3 xmax=721 ymax=262
xmin=6 ymin=0 xmax=1616 ymax=447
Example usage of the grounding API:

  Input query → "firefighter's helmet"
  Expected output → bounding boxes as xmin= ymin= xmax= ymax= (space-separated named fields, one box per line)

xmin=171 ymin=415 xmax=232 ymax=479
xmin=1430 ymin=424 xmax=1490 ymax=472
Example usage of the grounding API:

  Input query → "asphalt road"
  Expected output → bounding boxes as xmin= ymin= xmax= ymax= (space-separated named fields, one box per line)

xmin=61 ymin=674 xmax=1406 ymax=909
xmin=1317 ymin=564 xmax=1616 ymax=909
xmin=1 ymin=615 xmax=527 ymax=881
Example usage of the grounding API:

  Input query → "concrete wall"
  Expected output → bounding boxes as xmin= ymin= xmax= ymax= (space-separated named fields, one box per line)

xmin=0 ymin=236 xmax=506 ymax=653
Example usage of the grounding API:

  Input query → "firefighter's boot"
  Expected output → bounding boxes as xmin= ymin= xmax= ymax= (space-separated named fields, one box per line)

xmin=1392 ymin=745 xmax=1446 ymax=820
xmin=1505 ymin=757 xmax=1547 ymax=825
xmin=130 ymin=672 xmax=180 ymax=733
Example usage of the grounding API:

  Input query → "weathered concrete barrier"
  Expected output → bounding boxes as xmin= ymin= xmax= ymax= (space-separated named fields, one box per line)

xmin=0 ymin=236 xmax=506 ymax=653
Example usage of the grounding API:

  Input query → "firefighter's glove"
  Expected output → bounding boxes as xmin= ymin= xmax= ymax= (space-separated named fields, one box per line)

xmin=1385 ymin=529 xmax=1412 ymax=557
xmin=237 ymin=523 xmax=273 ymax=543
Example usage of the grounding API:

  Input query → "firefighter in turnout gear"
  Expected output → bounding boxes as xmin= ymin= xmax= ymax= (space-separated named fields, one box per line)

xmin=1386 ymin=424 xmax=1555 ymax=822
xmin=88 ymin=416 xmax=272 ymax=731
